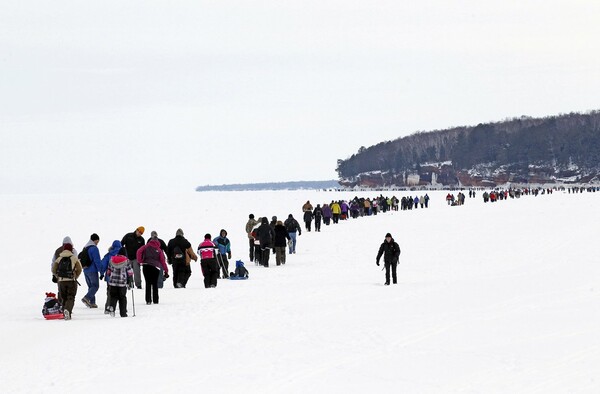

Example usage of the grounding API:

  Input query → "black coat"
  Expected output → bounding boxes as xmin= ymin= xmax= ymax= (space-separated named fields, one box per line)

xmin=167 ymin=235 xmax=192 ymax=262
xmin=313 ymin=207 xmax=323 ymax=220
xmin=284 ymin=218 xmax=301 ymax=234
xmin=376 ymin=239 xmax=401 ymax=264
xmin=273 ymin=224 xmax=291 ymax=247
xmin=256 ymin=223 xmax=274 ymax=248
xmin=303 ymin=210 xmax=313 ymax=222
xmin=121 ymin=231 xmax=145 ymax=260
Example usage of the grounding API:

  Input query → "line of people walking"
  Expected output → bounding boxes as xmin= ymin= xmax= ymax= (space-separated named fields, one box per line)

xmin=51 ymin=226 xmax=235 ymax=320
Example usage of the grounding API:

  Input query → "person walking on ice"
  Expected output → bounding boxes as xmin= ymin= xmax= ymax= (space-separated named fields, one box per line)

xmin=376 ymin=233 xmax=401 ymax=286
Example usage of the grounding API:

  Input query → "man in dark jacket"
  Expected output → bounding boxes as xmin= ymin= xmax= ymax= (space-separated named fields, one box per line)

xmin=376 ymin=233 xmax=401 ymax=286
xmin=121 ymin=226 xmax=146 ymax=289
xmin=167 ymin=228 xmax=197 ymax=288
xmin=273 ymin=221 xmax=291 ymax=265
xmin=313 ymin=205 xmax=323 ymax=232
xmin=284 ymin=214 xmax=301 ymax=254
xmin=255 ymin=217 xmax=274 ymax=267
xmin=303 ymin=210 xmax=313 ymax=232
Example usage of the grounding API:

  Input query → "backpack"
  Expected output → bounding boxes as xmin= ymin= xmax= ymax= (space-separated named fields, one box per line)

xmin=78 ymin=245 xmax=92 ymax=268
xmin=285 ymin=219 xmax=297 ymax=232
xmin=57 ymin=256 xmax=74 ymax=279
xmin=172 ymin=246 xmax=185 ymax=264
xmin=143 ymin=246 xmax=161 ymax=267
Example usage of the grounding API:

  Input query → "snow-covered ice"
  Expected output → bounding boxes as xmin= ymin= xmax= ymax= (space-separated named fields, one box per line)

xmin=0 ymin=189 xmax=598 ymax=393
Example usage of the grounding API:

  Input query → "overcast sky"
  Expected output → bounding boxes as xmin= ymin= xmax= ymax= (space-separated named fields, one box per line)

xmin=1 ymin=1 xmax=599 ymax=193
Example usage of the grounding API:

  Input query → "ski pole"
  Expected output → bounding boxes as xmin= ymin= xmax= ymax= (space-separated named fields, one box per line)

xmin=131 ymin=286 xmax=136 ymax=317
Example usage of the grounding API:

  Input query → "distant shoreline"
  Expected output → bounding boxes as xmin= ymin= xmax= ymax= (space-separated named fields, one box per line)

xmin=195 ymin=180 xmax=341 ymax=192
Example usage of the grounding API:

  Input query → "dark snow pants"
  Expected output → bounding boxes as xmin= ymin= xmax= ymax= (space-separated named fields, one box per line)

xmin=248 ymin=239 xmax=255 ymax=262
xmin=201 ymin=259 xmax=219 ymax=288
xmin=108 ymin=285 xmax=128 ymax=317
xmin=173 ymin=261 xmax=191 ymax=288
xmin=58 ymin=280 xmax=78 ymax=314
xmin=142 ymin=265 xmax=160 ymax=304
xmin=385 ymin=261 xmax=398 ymax=284
xmin=261 ymin=247 xmax=271 ymax=267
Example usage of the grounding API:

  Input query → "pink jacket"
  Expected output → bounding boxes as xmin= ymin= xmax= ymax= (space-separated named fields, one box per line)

xmin=136 ymin=239 xmax=168 ymax=274
xmin=197 ymin=239 xmax=216 ymax=260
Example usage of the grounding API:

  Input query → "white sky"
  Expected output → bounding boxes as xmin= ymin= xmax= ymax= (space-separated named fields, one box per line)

xmin=1 ymin=1 xmax=599 ymax=193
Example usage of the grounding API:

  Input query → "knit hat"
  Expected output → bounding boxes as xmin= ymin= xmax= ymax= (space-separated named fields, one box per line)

xmin=63 ymin=243 xmax=73 ymax=251
xmin=176 ymin=228 xmax=184 ymax=236
xmin=150 ymin=231 xmax=158 ymax=239
xmin=249 ymin=214 xmax=255 ymax=219
xmin=385 ymin=233 xmax=392 ymax=238
xmin=62 ymin=236 xmax=73 ymax=246
xmin=272 ymin=216 xmax=277 ymax=221
xmin=136 ymin=226 xmax=145 ymax=234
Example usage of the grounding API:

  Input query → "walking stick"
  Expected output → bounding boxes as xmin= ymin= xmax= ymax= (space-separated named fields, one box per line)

xmin=131 ymin=285 xmax=136 ymax=317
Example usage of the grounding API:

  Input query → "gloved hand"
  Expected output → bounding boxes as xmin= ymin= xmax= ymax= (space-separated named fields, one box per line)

xmin=376 ymin=260 xmax=380 ymax=266
xmin=164 ymin=272 xmax=169 ymax=279
xmin=127 ymin=279 xmax=134 ymax=290
xmin=52 ymin=275 xmax=58 ymax=283
xmin=227 ymin=252 xmax=232 ymax=259
xmin=99 ymin=274 xmax=104 ymax=280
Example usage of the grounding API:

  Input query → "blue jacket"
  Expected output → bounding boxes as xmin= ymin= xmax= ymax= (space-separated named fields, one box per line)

xmin=100 ymin=240 xmax=123 ymax=280
xmin=82 ymin=241 xmax=102 ymax=274
xmin=213 ymin=235 xmax=231 ymax=255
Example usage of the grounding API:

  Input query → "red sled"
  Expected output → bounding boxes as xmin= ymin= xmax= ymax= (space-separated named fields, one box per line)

xmin=42 ymin=292 xmax=63 ymax=320
xmin=44 ymin=313 xmax=64 ymax=320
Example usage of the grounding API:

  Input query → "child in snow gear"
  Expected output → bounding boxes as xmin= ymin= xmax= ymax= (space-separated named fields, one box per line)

xmin=229 ymin=260 xmax=249 ymax=279
xmin=52 ymin=243 xmax=83 ymax=320
xmin=137 ymin=238 xmax=169 ymax=304
xmin=106 ymin=254 xmax=134 ymax=317
xmin=376 ymin=233 xmax=401 ymax=285
xmin=198 ymin=234 xmax=219 ymax=288
xmin=100 ymin=240 xmax=125 ymax=313
xmin=42 ymin=292 xmax=64 ymax=320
